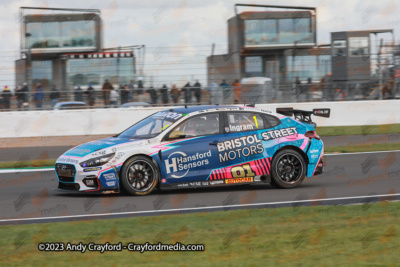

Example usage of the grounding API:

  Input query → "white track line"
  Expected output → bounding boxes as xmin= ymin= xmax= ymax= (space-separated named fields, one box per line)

xmin=0 ymin=168 xmax=54 ymax=173
xmin=325 ymin=150 xmax=400 ymax=156
xmin=1 ymin=193 xmax=399 ymax=223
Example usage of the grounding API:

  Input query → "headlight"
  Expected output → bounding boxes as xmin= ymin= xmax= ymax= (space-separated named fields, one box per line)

xmin=80 ymin=153 xmax=115 ymax=168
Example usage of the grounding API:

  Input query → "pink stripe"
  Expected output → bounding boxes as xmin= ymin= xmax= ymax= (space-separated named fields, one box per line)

xmin=300 ymin=138 xmax=309 ymax=150
xmin=312 ymin=144 xmax=324 ymax=176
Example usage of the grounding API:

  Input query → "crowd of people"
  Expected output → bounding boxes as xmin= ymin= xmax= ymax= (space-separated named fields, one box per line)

xmin=0 ymin=79 xmax=244 ymax=111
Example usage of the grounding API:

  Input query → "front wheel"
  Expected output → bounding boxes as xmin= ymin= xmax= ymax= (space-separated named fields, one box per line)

xmin=271 ymin=149 xmax=306 ymax=189
xmin=120 ymin=156 xmax=159 ymax=196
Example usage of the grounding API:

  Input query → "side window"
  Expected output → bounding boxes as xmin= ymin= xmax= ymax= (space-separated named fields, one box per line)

xmin=263 ymin=114 xmax=281 ymax=128
xmin=170 ymin=113 xmax=220 ymax=138
xmin=226 ymin=112 xmax=264 ymax=133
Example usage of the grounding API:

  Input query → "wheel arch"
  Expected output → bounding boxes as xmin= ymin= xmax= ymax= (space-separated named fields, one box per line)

xmin=273 ymin=145 xmax=309 ymax=165
xmin=119 ymin=153 xmax=162 ymax=189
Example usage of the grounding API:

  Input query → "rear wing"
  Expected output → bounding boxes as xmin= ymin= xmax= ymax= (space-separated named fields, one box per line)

xmin=276 ymin=107 xmax=330 ymax=123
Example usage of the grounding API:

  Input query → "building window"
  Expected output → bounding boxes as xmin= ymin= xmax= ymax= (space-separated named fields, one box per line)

xmin=245 ymin=57 xmax=263 ymax=74
xmin=333 ymin=40 xmax=347 ymax=57
xmin=31 ymin=60 xmax=52 ymax=88
xmin=349 ymin=37 xmax=369 ymax=57
xmin=26 ymin=20 xmax=96 ymax=50
xmin=244 ymin=17 xmax=314 ymax=47
xmin=67 ymin=57 xmax=135 ymax=87
xmin=286 ymin=55 xmax=331 ymax=82
xmin=244 ymin=19 xmax=277 ymax=46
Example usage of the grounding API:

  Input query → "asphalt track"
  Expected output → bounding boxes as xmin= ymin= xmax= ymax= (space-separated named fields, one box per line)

xmin=0 ymin=150 xmax=399 ymax=225
xmin=2 ymin=133 xmax=400 ymax=162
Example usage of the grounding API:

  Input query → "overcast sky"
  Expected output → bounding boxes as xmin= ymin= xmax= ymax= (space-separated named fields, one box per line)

xmin=0 ymin=0 xmax=399 ymax=88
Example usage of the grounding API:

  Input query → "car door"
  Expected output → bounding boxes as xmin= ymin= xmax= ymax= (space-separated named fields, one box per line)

xmin=209 ymin=111 xmax=273 ymax=184
xmin=159 ymin=112 xmax=224 ymax=187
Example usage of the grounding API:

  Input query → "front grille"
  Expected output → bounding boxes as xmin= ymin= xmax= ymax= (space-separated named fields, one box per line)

xmin=58 ymin=182 xmax=80 ymax=191
xmin=55 ymin=163 xmax=76 ymax=183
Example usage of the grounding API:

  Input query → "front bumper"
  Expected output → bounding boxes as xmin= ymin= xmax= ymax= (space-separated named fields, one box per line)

xmin=55 ymin=163 xmax=121 ymax=194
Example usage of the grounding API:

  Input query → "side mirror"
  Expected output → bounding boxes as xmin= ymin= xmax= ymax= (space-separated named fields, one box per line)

xmin=168 ymin=131 xmax=186 ymax=140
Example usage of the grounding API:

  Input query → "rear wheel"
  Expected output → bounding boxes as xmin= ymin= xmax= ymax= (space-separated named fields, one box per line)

xmin=120 ymin=156 xmax=159 ymax=196
xmin=271 ymin=149 xmax=306 ymax=189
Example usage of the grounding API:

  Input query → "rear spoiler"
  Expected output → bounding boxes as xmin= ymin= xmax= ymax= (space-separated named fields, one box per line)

xmin=276 ymin=107 xmax=330 ymax=123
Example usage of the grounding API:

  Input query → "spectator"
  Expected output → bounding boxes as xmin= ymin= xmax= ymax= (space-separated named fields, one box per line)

xmin=193 ymin=80 xmax=201 ymax=104
xmin=128 ymin=80 xmax=135 ymax=102
xmin=118 ymin=84 xmax=124 ymax=105
xmin=102 ymin=79 xmax=113 ymax=106
xmin=137 ymin=77 xmax=144 ymax=102
xmin=110 ymin=87 xmax=120 ymax=108
xmin=294 ymin=77 xmax=301 ymax=102
xmin=74 ymin=85 xmax=84 ymax=102
xmin=160 ymin=84 xmax=169 ymax=105
xmin=21 ymin=83 xmax=29 ymax=104
xmin=171 ymin=84 xmax=180 ymax=104
xmin=208 ymin=82 xmax=221 ymax=104
xmin=33 ymin=83 xmax=44 ymax=109
xmin=306 ymin=77 xmax=312 ymax=102
xmin=49 ymin=85 xmax=60 ymax=108
xmin=147 ymin=86 xmax=158 ymax=105
xmin=85 ymin=84 xmax=96 ymax=108
xmin=1 ymin=86 xmax=11 ymax=110
xmin=121 ymin=85 xmax=130 ymax=105
xmin=220 ymin=79 xmax=230 ymax=101
xmin=182 ymin=82 xmax=191 ymax=104
xmin=232 ymin=79 xmax=242 ymax=104
xmin=15 ymin=86 xmax=25 ymax=110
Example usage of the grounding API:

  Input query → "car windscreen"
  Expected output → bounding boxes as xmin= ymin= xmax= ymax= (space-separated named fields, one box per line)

xmin=118 ymin=111 xmax=184 ymax=139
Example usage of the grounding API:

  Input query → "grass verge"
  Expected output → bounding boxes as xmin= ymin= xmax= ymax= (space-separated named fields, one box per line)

xmin=325 ymin=142 xmax=400 ymax=153
xmin=317 ymin=123 xmax=400 ymax=136
xmin=0 ymin=159 xmax=56 ymax=169
xmin=0 ymin=201 xmax=399 ymax=266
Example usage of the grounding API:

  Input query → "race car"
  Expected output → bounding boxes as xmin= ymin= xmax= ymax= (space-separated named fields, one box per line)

xmin=55 ymin=105 xmax=330 ymax=195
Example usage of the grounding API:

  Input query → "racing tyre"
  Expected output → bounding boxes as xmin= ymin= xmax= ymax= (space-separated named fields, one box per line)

xmin=271 ymin=149 xmax=306 ymax=189
xmin=120 ymin=156 xmax=159 ymax=196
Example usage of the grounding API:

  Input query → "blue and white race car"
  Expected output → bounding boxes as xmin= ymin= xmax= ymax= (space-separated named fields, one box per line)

xmin=55 ymin=105 xmax=329 ymax=195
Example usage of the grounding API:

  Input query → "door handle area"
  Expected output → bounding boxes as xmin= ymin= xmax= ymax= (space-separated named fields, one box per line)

xmin=209 ymin=141 xmax=219 ymax=146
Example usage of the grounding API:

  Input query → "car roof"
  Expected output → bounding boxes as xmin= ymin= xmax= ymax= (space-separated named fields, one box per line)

xmin=163 ymin=105 xmax=281 ymax=117
xmin=166 ymin=105 xmax=238 ymax=114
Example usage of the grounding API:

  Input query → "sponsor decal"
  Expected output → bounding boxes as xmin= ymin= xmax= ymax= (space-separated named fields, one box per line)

xmin=261 ymin=127 xmax=298 ymax=141
xmin=175 ymin=181 xmax=209 ymax=187
xmin=153 ymin=111 xmax=183 ymax=121
xmin=113 ymin=152 xmax=125 ymax=161
xmin=229 ymin=124 xmax=254 ymax=132
xmin=310 ymin=149 xmax=319 ymax=153
xmin=91 ymin=150 xmax=107 ymax=157
xmin=57 ymin=157 xmax=79 ymax=164
xmin=217 ymin=134 xmax=264 ymax=163
xmin=103 ymin=173 xmax=116 ymax=180
xmin=210 ymin=180 xmax=224 ymax=185
xmin=165 ymin=150 xmax=211 ymax=178
xmin=161 ymin=179 xmax=167 ymax=183
xmin=225 ymin=177 xmax=253 ymax=184
xmin=112 ymin=143 xmax=139 ymax=152
xmin=83 ymin=167 xmax=102 ymax=172
xmin=70 ymin=148 xmax=91 ymax=155
xmin=106 ymin=181 xmax=116 ymax=187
